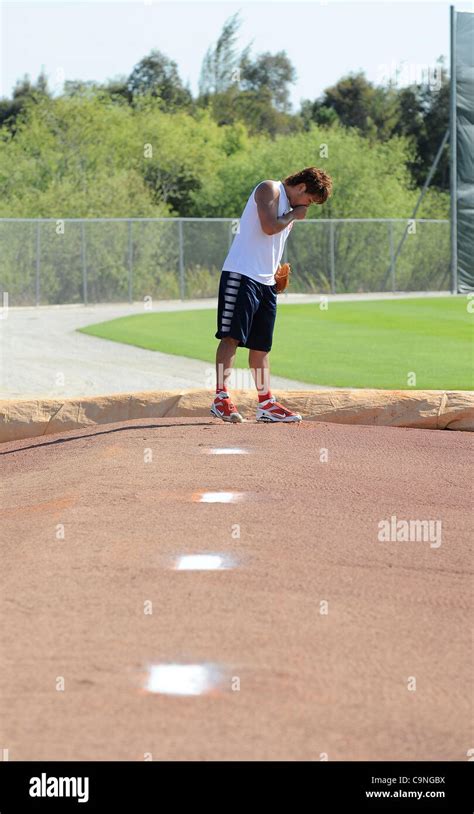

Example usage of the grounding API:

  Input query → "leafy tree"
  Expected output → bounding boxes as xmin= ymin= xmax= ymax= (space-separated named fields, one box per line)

xmin=198 ymin=14 xmax=298 ymax=134
xmin=300 ymin=99 xmax=339 ymax=130
xmin=0 ymin=94 xmax=171 ymax=217
xmin=301 ymin=58 xmax=449 ymax=190
xmin=101 ymin=76 xmax=133 ymax=105
xmin=64 ymin=77 xmax=132 ymax=106
xmin=0 ymin=69 xmax=50 ymax=131
xmin=302 ymin=72 xmax=399 ymax=142
xmin=392 ymin=57 xmax=449 ymax=190
xmin=192 ymin=122 xmax=448 ymax=220
xmin=319 ymin=71 xmax=378 ymax=134
xmin=203 ymin=84 xmax=302 ymax=136
xmin=137 ymin=107 xmax=226 ymax=216
xmin=127 ymin=50 xmax=192 ymax=110
xmin=63 ymin=80 xmax=98 ymax=98
xmin=240 ymin=50 xmax=296 ymax=113
xmin=198 ymin=13 xmax=242 ymax=98
xmin=365 ymin=85 xmax=400 ymax=142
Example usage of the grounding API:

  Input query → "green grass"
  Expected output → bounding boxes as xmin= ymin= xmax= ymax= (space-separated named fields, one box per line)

xmin=78 ymin=297 xmax=474 ymax=389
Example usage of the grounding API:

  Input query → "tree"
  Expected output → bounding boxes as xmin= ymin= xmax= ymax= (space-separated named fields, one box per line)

xmin=127 ymin=50 xmax=192 ymax=109
xmin=417 ymin=78 xmax=449 ymax=190
xmin=303 ymin=71 xmax=400 ymax=141
xmin=101 ymin=76 xmax=133 ymax=105
xmin=198 ymin=13 xmax=242 ymax=97
xmin=300 ymin=99 xmax=339 ymax=130
xmin=63 ymin=80 xmax=100 ymax=98
xmin=393 ymin=57 xmax=449 ymax=190
xmin=0 ymin=70 xmax=50 ymax=131
xmin=197 ymin=15 xmax=299 ymax=135
xmin=299 ymin=58 xmax=449 ymax=190
xmin=12 ymin=71 xmax=48 ymax=100
xmin=322 ymin=72 xmax=377 ymax=134
xmin=199 ymin=83 xmax=301 ymax=137
xmin=233 ymin=88 xmax=301 ymax=137
xmin=386 ymin=56 xmax=449 ymax=191
xmin=366 ymin=84 xmax=400 ymax=142
xmin=239 ymin=50 xmax=296 ymax=113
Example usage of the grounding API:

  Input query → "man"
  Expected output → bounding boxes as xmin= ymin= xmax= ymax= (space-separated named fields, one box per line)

xmin=211 ymin=166 xmax=333 ymax=423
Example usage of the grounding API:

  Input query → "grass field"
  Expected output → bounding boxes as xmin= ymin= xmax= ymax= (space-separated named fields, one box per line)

xmin=78 ymin=297 xmax=474 ymax=390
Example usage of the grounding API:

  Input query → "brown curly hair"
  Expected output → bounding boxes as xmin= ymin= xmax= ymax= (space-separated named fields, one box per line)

xmin=283 ymin=167 xmax=333 ymax=203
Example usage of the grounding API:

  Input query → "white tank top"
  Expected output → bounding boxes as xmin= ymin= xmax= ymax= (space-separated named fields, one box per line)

xmin=222 ymin=180 xmax=293 ymax=285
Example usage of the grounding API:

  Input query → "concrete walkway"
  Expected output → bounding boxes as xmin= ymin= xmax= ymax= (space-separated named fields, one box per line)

xmin=0 ymin=293 xmax=452 ymax=399
xmin=0 ymin=300 xmax=319 ymax=399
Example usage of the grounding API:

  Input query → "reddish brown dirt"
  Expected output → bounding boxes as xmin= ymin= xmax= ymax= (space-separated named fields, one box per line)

xmin=1 ymin=417 xmax=472 ymax=761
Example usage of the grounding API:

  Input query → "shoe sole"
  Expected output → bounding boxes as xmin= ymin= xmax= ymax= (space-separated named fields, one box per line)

xmin=256 ymin=413 xmax=302 ymax=423
xmin=210 ymin=406 xmax=244 ymax=423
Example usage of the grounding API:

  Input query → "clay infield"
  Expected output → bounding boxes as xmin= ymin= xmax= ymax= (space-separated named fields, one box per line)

xmin=1 ymin=417 xmax=472 ymax=761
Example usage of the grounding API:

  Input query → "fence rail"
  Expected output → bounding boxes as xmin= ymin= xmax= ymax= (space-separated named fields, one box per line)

xmin=0 ymin=218 xmax=451 ymax=305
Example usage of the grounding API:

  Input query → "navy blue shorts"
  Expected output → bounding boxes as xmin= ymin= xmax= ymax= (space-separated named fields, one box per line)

xmin=215 ymin=271 xmax=277 ymax=352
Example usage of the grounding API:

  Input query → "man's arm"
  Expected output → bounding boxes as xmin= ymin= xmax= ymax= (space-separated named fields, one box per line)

xmin=254 ymin=180 xmax=308 ymax=236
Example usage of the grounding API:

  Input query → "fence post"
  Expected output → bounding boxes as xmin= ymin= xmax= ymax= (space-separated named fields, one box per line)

xmin=389 ymin=220 xmax=396 ymax=292
xmin=35 ymin=221 xmax=41 ymax=306
xmin=329 ymin=221 xmax=335 ymax=294
xmin=81 ymin=222 xmax=88 ymax=306
xmin=178 ymin=220 xmax=185 ymax=299
xmin=450 ymin=5 xmax=457 ymax=294
xmin=128 ymin=220 xmax=133 ymax=304
xmin=228 ymin=220 xmax=233 ymax=250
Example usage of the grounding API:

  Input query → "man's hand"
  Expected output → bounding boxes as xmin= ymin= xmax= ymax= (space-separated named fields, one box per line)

xmin=292 ymin=205 xmax=309 ymax=221
xmin=255 ymin=180 xmax=304 ymax=236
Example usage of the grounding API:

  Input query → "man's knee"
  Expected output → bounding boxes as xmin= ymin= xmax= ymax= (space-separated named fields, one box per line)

xmin=220 ymin=336 xmax=240 ymax=347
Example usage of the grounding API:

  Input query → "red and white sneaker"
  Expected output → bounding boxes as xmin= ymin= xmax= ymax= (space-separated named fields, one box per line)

xmin=256 ymin=396 xmax=302 ymax=423
xmin=210 ymin=392 xmax=244 ymax=423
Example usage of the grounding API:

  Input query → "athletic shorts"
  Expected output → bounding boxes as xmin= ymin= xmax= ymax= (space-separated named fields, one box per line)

xmin=215 ymin=270 xmax=277 ymax=352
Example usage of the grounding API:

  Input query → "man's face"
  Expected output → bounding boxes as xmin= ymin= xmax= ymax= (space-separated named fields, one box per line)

xmin=287 ymin=183 xmax=321 ymax=208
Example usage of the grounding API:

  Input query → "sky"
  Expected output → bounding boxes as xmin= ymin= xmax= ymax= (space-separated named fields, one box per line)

xmin=0 ymin=0 xmax=472 ymax=110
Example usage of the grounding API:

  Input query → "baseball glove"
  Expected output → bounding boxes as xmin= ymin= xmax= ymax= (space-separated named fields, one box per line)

xmin=274 ymin=262 xmax=292 ymax=294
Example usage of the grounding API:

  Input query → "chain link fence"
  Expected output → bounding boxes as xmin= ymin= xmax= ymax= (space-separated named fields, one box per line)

xmin=0 ymin=218 xmax=451 ymax=305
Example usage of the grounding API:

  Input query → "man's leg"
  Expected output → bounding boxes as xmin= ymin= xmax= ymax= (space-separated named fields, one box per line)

xmin=211 ymin=336 xmax=244 ymax=422
xmin=216 ymin=336 xmax=239 ymax=392
xmin=212 ymin=271 xmax=259 ymax=422
xmin=247 ymin=303 xmax=302 ymax=422
xmin=249 ymin=349 xmax=271 ymax=397
xmin=249 ymin=347 xmax=301 ymax=421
